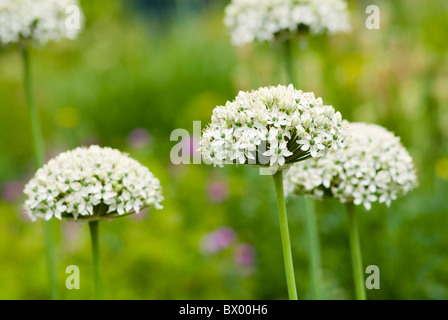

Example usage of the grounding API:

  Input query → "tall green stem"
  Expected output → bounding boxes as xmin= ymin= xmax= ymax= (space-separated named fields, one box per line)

xmin=89 ymin=220 xmax=103 ymax=300
xmin=272 ymin=171 xmax=298 ymax=300
xmin=283 ymin=38 xmax=296 ymax=86
xmin=21 ymin=45 xmax=44 ymax=167
xmin=21 ymin=45 xmax=58 ymax=300
xmin=345 ymin=203 xmax=367 ymax=300
xmin=43 ymin=221 xmax=57 ymax=299
xmin=304 ymin=197 xmax=323 ymax=300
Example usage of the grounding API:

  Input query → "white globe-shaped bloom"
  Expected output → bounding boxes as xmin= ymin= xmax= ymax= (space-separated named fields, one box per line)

xmin=0 ymin=0 xmax=82 ymax=45
xmin=23 ymin=145 xmax=164 ymax=222
xmin=284 ymin=122 xmax=418 ymax=210
xmin=200 ymin=84 xmax=348 ymax=170
xmin=224 ymin=0 xmax=351 ymax=46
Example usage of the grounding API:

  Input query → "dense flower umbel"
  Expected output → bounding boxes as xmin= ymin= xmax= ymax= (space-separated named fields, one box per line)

xmin=0 ymin=0 xmax=82 ymax=45
xmin=200 ymin=85 xmax=348 ymax=170
xmin=23 ymin=146 xmax=163 ymax=222
xmin=284 ymin=122 xmax=418 ymax=210
xmin=224 ymin=0 xmax=351 ymax=46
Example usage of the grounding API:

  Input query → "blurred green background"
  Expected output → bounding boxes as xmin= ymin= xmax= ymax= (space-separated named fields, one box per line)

xmin=0 ymin=0 xmax=447 ymax=299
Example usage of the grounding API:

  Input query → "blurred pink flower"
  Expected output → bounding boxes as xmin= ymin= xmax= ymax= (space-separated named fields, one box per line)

xmin=127 ymin=128 xmax=151 ymax=149
xmin=130 ymin=208 xmax=149 ymax=221
xmin=200 ymin=226 xmax=237 ymax=254
xmin=207 ymin=181 xmax=229 ymax=203
xmin=1 ymin=181 xmax=23 ymax=202
xmin=181 ymin=135 xmax=200 ymax=158
xmin=235 ymin=243 xmax=255 ymax=266
xmin=235 ymin=243 xmax=256 ymax=276
xmin=63 ymin=221 xmax=81 ymax=242
xmin=62 ymin=221 xmax=83 ymax=252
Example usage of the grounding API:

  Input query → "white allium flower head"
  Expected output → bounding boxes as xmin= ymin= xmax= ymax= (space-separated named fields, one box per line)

xmin=284 ymin=122 xmax=418 ymax=210
xmin=0 ymin=0 xmax=82 ymax=46
xmin=200 ymin=84 xmax=348 ymax=171
xmin=23 ymin=145 xmax=164 ymax=222
xmin=224 ymin=0 xmax=351 ymax=46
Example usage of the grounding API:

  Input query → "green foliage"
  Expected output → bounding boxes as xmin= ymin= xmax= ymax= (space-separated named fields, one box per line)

xmin=0 ymin=0 xmax=447 ymax=299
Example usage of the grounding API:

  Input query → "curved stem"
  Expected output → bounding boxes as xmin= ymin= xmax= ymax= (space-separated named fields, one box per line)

xmin=89 ymin=221 xmax=103 ymax=300
xmin=304 ymin=198 xmax=323 ymax=300
xmin=21 ymin=45 xmax=58 ymax=300
xmin=345 ymin=203 xmax=367 ymax=300
xmin=272 ymin=171 xmax=298 ymax=300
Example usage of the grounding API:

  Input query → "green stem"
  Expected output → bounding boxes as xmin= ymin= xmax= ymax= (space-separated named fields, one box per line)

xmin=283 ymin=38 xmax=296 ymax=86
xmin=272 ymin=171 xmax=298 ymax=300
xmin=304 ymin=197 xmax=323 ymax=300
xmin=21 ymin=45 xmax=45 ymax=167
xmin=345 ymin=203 xmax=367 ymax=300
xmin=89 ymin=220 xmax=103 ymax=300
xmin=21 ymin=45 xmax=58 ymax=300
xmin=43 ymin=220 xmax=58 ymax=300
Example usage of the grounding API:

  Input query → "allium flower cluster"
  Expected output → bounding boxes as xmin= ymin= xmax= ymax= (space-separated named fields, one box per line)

xmin=0 ymin=0 xmax=82 ymax=45
xmin=284 ymin=122 xmax=418 ymax=210
xmin=200 ymin=84 xmax=348 ymax=169
xmin=24 ymin=145 xmax=163 ymax=222
xmin=224 ymin=0 xmax=351 ymax=46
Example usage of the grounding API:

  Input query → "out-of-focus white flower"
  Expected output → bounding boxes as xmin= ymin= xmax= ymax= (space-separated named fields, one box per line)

xmin=0 ymin=0 xmax=82 ymax=45
xmin=284 ymin=122 xmax=418 ymax=210
xmin=224 ymin=0 xmax=351 ymax=46
xmin=23 ymin=145 xmax=163 ymax=222
xmin=200 ymin=84 xmax=348 ymax=171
